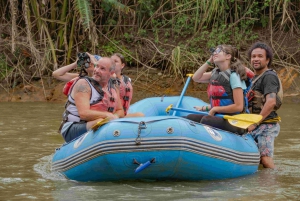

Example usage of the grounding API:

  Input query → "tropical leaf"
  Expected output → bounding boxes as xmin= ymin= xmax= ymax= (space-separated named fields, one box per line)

xmin=103 ymin=0 xmax=133 ymax=14
xmin=73 ymin=0 xmax=93 ymax=31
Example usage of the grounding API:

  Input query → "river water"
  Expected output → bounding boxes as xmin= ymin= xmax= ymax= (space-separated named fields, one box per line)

xmin=0 ymin=102 xmax=299 ymax=201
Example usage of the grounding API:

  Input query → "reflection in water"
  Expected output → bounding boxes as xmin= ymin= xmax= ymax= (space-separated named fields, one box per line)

xmin=0 ymin=102 xmax=299 ymax=200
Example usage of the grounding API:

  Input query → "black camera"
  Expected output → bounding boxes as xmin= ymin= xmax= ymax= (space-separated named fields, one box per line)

xmin=209 ymin=47 xmax=216 ymax=54
xmin=77 ymin=52 xmax=90 ymax=68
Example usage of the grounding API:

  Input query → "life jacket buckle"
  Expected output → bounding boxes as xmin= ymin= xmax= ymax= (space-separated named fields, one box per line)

xmin=123 ymin=96 xmax=130 ymax=101
xmin=108 ymin=107 xmax=114 ymax=112
xmin=58 ymin=111 xmax=69 ymax=133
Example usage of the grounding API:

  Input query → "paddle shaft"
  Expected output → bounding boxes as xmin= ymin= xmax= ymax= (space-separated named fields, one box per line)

xmin=173 ymin=75 xmax=193 ymax=116
xmin=170 ymin=107 xmax=262 ymax=128
xmin=171 ymin=107 xmax=224 ymax=118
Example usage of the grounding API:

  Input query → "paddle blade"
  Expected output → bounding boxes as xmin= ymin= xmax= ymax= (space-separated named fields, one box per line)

xmin=224 ymin=114 xmax=262 ymax=129
xmin=223 ymin=114 xmax=262 ymax=123
xmin=226 ymin=119 xmax=254 ymax=129
xmin=91 ymin=117 xmax=110 ymax=131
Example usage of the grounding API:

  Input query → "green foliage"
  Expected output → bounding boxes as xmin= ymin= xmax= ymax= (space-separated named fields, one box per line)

xmin=102 ymin=42 xmax=118 ymax=56
xmin=103 ymin=0 xmax=132 ymax=13
xmin=101 ymin=40 xmax=134 ymax=65
xmin=73 ymin=0 xmax=93 ymax=31
xmin=138 ymin=29 xmax=147 ymax=37
xmin=1 ymin=0 xmax=300 ymax=83
xmin=171 ymin=46 xmax=181 ymax=76
xmin=123 ymin=32 xmax=133 ymax=43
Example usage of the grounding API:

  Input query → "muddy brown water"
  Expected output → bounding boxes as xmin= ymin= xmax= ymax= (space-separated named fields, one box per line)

xmin=0 ymin=102 xmax=299 ymax=201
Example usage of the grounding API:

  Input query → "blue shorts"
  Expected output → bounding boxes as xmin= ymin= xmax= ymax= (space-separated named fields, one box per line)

xmin=61 ymin=122 xmax=88 ymax=143
xmin=250 ymin=123 xmax=280 ymax=157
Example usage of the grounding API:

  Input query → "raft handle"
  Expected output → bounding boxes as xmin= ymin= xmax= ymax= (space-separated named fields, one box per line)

xmin=133 ymin=158 xmax=156 ymax=173
xmin=136 ymin=121 xmax=147 ymax=145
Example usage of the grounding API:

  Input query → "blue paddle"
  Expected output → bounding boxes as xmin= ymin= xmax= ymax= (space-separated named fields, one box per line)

xmin=172 ymin=74 xmax=193 ymax=116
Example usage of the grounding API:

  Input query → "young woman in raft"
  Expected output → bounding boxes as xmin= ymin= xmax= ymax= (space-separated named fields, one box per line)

xmin=186 ymin=44 xmax=254 ymax=134
xmin=110 ymin=53 xmax=143 ymax=117
xmin=52 ymin=53 xmax=144 ymax=117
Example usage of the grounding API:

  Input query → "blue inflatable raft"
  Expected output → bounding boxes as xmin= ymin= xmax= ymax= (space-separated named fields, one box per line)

xmin=52 ymin=96 xmax=260 ymax=182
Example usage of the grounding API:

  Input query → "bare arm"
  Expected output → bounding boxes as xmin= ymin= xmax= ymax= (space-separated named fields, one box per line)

xmin=209 ymin=88 xmax=244 ymax=115
xmin=73 ymin=79 xmax=118 ymax=121
xmin=259 ymin=93 xmax=277 ymax=120
xmin=192 ymin=56 xmax=213 ymax=83
xmin=114 ymin=91 xmax=125 ymax=118
xmin=52 ymin=62 xmax=79 ymax=82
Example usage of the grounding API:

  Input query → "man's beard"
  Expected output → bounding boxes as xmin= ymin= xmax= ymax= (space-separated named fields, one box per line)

xmin=93 ymin=75 xmax=101 ymax=81
xmin=252 ymin=63 xmax=266 ymax=71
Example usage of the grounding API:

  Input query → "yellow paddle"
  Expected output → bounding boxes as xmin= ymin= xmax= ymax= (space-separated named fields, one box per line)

xmin=166 ymin=106 xmax=262 ymax=129
xmin=91 ymin=117 xmax=110 ymax=131
xmin=223 ymin=114 xmax=262 ymax=129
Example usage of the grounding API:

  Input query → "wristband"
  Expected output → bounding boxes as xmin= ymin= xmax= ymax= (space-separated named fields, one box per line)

xmin=206 ymin=61 xmax=213 ymax=66
xmin=206 ymin=106 xmax=209 ymax=112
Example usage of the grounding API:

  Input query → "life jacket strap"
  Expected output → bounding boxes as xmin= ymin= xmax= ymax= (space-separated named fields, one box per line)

xmin=210 ymin=95 xmax=230 ymax=100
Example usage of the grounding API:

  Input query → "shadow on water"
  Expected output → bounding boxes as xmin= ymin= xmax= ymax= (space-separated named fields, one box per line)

xmin=0 ymin=102 xmax=299 ymax=200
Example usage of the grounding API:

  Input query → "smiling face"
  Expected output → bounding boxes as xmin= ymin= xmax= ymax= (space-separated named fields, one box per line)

xmin=250 ymin=48 xmax=269 ymax=71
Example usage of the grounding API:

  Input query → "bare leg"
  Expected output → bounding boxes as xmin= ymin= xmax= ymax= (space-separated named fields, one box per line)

xmin=261 ymin=156 xmax=275 ymax=169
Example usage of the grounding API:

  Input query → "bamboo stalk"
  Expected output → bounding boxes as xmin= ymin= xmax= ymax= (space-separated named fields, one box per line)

xmin=41 ymin=22 xmax=58 ymax=70
xmin=67 ymin=14 xmax=76 ymax=64
xmin=58 ymin=0 xmax=68 ymax=49
xmin=50 ymin=0 xmax=56 ymax=31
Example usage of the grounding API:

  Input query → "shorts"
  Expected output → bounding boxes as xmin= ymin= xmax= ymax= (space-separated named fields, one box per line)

xmin=61 ymin=122 xmax=88 ymax=143
xmin=250 ymin=123 xmax=280 ymax=157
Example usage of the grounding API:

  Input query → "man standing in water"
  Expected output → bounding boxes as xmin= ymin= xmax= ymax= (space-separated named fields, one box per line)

xmin=247 ymin=42 xmax=282 ymax=169
xmin=59 ymin=57 xmax=124 ymax=142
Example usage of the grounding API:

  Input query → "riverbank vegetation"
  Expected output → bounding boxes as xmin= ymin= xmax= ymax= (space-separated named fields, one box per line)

xmin=0 ymin=0 xmax=300 ymax=101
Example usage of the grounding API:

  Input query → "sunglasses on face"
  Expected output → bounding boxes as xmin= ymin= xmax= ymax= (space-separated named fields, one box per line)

xmin=214 ymin=48 xmax=223 ymax=54
xmin=209 ymin=47 xmax=224 ymax=55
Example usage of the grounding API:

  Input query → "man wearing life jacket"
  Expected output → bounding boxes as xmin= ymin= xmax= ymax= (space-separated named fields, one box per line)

xmin=59 ymin=57 xmax=124 ymax=142
xmin=187 ymin=44 xmax=252 ymax=135
xmin=247 ymin=42 xmax=282 ymax=169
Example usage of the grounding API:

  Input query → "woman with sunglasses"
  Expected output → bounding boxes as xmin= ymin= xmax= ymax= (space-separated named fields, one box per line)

xmin=186 ymin=45 xmax=253 ymax=134
xmin=52 ymin=52 xmax=98 ymax=82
